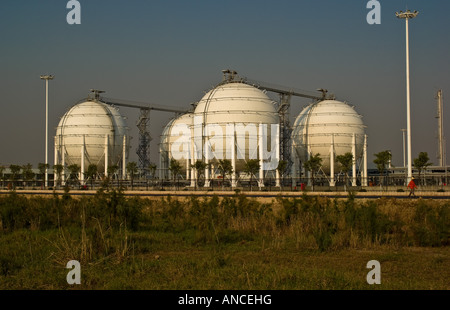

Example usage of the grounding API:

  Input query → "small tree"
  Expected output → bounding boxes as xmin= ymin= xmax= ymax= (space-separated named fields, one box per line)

xmin=108 ymin=165 xmax=119 ymax=177
xmin=148 ymin=163 xmax=157 ymax=179
xmin=147 ymin=162 xmax=157 ymax=190
xmin=22 ymin=163 xmax=35 ymax=188
xmin=217 ymin=159 xmax=233 ymax=190
xmin=126 ymin=161 xmax=139 ymax=190
xmin=303 ymin=154 xmax=323 ymax=191
xmin=38 ymin=163 xmax=49 ymax=188
xmin=190 ymin=160 xmax=207 ymax=190
xmin=85 ymin=164 xmax=98 ymax=189
xmin=53 ymin=164 xmax=64 ymax=189
xmin=336 ymin=152 xmax=353 ymax=190
xmin=276 ymin=160 xmax=288 ymax=189
xmin=105 ymin=165 xmax=118 ymax=188
xmin=168 ymin=159 xmax=182 ymax=190
xmin=243 ymin=159 xmax=261 ymax=191
xmin=414 ymin=152 xmax=432 ymax=185
xmin=67 ymin=164 xmax=80 ymax=186
xmin=373 ymin=150 xmax=392 ymax=187
xmin=9 ymin=164 xmax=21 ymax=189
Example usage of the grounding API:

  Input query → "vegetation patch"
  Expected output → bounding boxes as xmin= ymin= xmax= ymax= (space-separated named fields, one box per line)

xmin=0 ymin=190 xmax=448 ymax=289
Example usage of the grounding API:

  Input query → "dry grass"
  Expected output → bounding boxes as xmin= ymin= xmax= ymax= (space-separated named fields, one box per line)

xmin=0 ymin=191 xmax=448 ymax=289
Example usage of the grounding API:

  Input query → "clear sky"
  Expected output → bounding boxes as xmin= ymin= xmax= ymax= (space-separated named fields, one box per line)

xmin=0 ymin=0 xmax=449 ymax=169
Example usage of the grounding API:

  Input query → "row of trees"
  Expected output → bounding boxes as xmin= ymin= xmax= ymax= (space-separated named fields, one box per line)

xmin=0 ymin=163 xmax=50 ymax=189
xmin=169 ymin=159 xmax=236 ymax=190
xmin=165 ymin=154 xmax=353 ymax=191
xmin=0 ymin=161 xmax=149 ymax=189
xmin=298 ymin=150 xmax=434 ymax=189
xmin=373 ymin=150 xmax=433 ymax=185
xmin=303 ymin=152 xmax=354 ymax=191
xmin=168 ymin=158 xmax=282 ymax=191
xmin=167 ymin=156 xmax=345 ymax=191
xmin=0 ymin=150 xmax=434 ymax=190
xmin=58 ymin=162 xmax=145 ymax=189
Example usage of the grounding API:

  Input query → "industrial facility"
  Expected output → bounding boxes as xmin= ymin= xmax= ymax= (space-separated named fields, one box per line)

xmin=156 ymin=70 xmax=368 ymax=189
xmin=2 ymin=69 xmax=447 ymax=191
xmin=46 ymin=69 xmax=372 ymax=189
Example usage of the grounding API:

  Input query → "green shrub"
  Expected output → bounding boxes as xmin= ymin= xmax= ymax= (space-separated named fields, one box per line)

xmin=413 ymin=200 xmax=449 ymax=246
xmin=188 ymin=196 xmax=220 ymax=243
xmin=276 ymin=197 xmax=299 ymax=225
xmin=118 ymin=196 xmax=143 ymax=231
xmin=0 ymin=192 xmax=29 ymax=231
xmin=313 ymin=227 xmax=333 ymax=252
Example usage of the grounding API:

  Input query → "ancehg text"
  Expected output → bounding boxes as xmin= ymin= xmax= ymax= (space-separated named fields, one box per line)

xmin=222 ymin=295 xmax=271 ymax=305
xmin=178 ymin=294 xmax=271 ymax=307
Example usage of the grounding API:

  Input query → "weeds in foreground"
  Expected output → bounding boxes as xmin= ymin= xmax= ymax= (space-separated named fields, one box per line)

xmin=0 ymin=191 xmax=448 ymax=264
xmin=0 ymin=191 xmax=449 ymax=289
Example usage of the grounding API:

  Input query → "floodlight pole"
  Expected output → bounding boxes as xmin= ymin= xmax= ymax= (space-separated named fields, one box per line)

xmin=40 ymin=75 xmax=54 ymax=188
xmin=396 ymin=10 xmax=418 ymax=184
xmin=401 ymin=129 xmax=406 ymax=168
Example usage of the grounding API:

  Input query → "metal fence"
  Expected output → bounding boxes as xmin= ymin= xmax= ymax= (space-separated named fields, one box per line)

xmin=2 ymin=175 xmax=448 ymax=193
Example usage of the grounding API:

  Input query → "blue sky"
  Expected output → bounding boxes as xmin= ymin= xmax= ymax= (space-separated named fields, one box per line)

xmin=1 ymin=0 xmax=449 ymax=168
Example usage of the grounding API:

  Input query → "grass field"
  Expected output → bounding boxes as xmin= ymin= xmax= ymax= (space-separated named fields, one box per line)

xmin=0 ymin=189 xmax=448 ymax=290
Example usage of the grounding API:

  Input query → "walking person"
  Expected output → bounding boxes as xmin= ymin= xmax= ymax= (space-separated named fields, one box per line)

xmin=408 ymin=177 xmax=417 ymax=197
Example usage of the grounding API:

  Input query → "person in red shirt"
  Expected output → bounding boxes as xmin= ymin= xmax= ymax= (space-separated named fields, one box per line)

xmin=408 ymin=177 xmax=417 ymax=197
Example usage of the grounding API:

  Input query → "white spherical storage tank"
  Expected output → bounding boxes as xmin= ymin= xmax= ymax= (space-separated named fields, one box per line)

xmin=159 ymin=112 xmax=194 ymax=178
xmin=54 ymin=100 xmax=130 ymax=176
xmin=190 ymin=81 xmax=280 ymax=187
xmin=194 ymin=82 xmax=279 ymax=165
xmin=291 ymin=99 xmax=367 ymax=185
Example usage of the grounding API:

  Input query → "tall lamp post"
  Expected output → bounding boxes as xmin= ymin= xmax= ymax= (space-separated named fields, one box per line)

xmin=396 ymin=9 xmax=418 ymax=184
xmin=401 ymin=128 xmax=407 ymax=186
xmin=401 ymin=128 xmax=406 ymax=167
xmin=40 ymin=75 xmax=54 ymax=188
